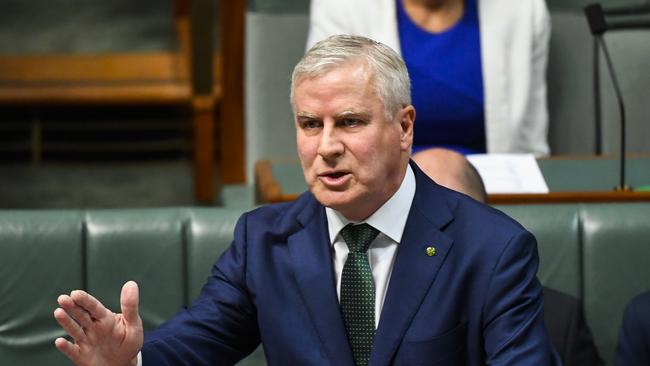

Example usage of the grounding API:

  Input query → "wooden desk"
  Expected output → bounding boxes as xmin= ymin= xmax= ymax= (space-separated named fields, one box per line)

xmin=255 ymin=155 xmax=650 ymax=204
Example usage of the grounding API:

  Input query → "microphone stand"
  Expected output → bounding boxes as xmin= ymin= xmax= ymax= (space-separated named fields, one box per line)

xmin=585 ymin=3 xmax=636 ymax=191
xmin=595 ymin=35 xmax=630 ymax=191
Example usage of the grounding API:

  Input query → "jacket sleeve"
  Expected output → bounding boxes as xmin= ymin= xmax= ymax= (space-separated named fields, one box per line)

xmin=141 ymin=213 xmax=260 ymax=366
xmin=482 ymin=230 xmax=561 ymax=365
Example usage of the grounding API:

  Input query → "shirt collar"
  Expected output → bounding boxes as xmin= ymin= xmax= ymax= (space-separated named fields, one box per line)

xmin=325 ymin=165 xmax=416 ymax=245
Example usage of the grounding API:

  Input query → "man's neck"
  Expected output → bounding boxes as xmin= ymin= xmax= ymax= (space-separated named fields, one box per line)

xmin=326 ymin=164 xmax=416 ymax=244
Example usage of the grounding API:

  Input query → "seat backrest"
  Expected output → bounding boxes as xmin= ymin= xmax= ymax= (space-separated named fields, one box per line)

xmin=0 ymin=210 xmax=83 ymax=366
xmin=85 ymin=210 xmax=188 ymax=328
xmin=3 ymin=203 xmax=650 ymax=366
xmin=496 ymin=205 xmax=582 ymax=297
xmin=581 ymin=203 xmax=650 ymax=365
xmin=0 ymin=207 xmax=246 ymax=366
xmin=186 ymin=208 xmax=244 ymax=301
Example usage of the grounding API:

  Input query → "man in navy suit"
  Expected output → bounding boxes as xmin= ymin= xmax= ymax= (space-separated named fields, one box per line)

xmin=415 ymin=148 xmax=603 ymax=366
xmin=615 ymin=291 xmax=650 ymax=366
xmin=53 ymin=34 xmax=560 ymax=365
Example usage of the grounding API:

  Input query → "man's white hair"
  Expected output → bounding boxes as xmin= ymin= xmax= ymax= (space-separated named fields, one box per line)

xmin=291 ymin=34 xmax=412 ymax=119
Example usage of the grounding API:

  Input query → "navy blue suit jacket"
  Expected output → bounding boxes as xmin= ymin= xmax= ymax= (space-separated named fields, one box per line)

xmin=142 ymin=163 xmax=559 ymax=365
xmin=615 ymin=291 xmax=650 ymax=366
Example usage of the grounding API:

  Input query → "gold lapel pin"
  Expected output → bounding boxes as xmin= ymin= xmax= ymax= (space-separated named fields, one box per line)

xmin=426 ymin=246 xmax=437 ymax=257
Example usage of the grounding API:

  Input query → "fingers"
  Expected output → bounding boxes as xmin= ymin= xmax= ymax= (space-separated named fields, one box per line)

xmin=120 ymin=281 xmax=140 ymax=324
xmin=57 ymin=294 xmax=94 ymax=330
xmin=53 ymin=307 xmax=86 ymax=342
xmin=54 ymin=337 xmax=81 ymax=364
xmin=70 ymin=289 xmax=109 ymax=321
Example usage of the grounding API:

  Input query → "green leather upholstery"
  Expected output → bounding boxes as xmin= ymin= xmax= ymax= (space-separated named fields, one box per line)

xmin=85 ymin=210 xmax=187 ymax=329
xmin=1 ymin=204 xmax=649 ymax=365
xmin=498 ymin=205 xmax=582 ymax=298
xmin=0 ymin=211 xmax=83 ymax=366
xmin=187 ymin=209 xmax=243 ymax=301
xmin=581 ymin=203 xmax=650 ymax=365
xmin=502 ymin=203 xmax=650 ymax=365
xmin=0 ymin=208 xmax=247 ymax=366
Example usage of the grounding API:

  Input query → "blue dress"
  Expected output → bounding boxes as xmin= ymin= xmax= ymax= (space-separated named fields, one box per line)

xmin=398 ymin=0 xmax=486 ymax=154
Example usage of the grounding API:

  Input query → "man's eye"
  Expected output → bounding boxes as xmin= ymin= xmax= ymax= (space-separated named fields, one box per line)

xmin=301 ymin=120 xmax=321 ymax=129
xmin=341 ymin=119 xmax=361 ymax=127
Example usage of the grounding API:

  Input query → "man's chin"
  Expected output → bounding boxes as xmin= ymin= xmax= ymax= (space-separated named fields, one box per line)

xmin=311 ymin=189 xmax=355 ymax=211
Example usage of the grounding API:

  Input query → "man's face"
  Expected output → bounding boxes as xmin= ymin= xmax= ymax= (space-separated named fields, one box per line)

xmin=293 ymin=61 xmax=414 ymax=221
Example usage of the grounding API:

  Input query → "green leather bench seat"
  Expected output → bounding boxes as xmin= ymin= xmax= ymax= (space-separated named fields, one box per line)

xmin=581 ymin=204 xmax=650 ymax=364
xmin=500 ymin=203 xmax=650 ymax=364
xmin=498 ymin=205 xmax=581 ymax=298
xmin=0 ymin=208 xmax=243 ymax=366
xmin=0 ymin=211 xmax=84 ymax=366
xmin=1 ymin=204 xmax=649 ymax=365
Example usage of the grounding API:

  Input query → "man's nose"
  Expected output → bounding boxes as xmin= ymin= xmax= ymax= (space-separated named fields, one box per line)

xmin=317 ymin=124 xmax=344 ymax=160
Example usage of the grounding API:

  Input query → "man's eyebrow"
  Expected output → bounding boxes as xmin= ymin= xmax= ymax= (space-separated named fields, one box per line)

xmin=296 ymin=112 xmax=319 ymax=119
xmin=336 ymin=110 xmax=371 ymax=119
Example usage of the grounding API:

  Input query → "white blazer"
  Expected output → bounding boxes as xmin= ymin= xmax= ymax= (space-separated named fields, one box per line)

xmin=307 ymin=0 xmax=551 ymax=155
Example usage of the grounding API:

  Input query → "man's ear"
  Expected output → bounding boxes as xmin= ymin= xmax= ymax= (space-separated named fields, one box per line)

xmin=399 ymin=105 xmax=415 ymax=151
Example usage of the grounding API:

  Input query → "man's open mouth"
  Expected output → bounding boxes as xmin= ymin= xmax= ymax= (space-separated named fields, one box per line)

xmin=324 ymin=171 xmax=348 ymax=179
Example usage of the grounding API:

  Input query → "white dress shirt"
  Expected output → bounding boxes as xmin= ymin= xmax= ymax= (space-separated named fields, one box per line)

xmin=325 ymin=165 xmax=416 ymax=328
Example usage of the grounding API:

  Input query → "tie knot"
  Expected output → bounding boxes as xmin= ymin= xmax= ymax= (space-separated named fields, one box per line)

xmin=340 ymin=223 xmax=379 ymax=253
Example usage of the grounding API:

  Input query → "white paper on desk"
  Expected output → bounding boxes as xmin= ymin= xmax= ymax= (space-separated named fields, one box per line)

xmin=466 ymin=154 xmax=549 ymax=194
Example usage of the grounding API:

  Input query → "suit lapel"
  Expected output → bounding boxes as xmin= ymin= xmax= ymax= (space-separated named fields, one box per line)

xmin=370 ymin=163 xmax=456 ymax=366
xmin=287 ymin=197 xmax=355 ymax=366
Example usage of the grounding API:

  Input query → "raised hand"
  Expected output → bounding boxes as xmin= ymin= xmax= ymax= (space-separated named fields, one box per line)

xmin=54 ymin=281 xmax=144 ymax=366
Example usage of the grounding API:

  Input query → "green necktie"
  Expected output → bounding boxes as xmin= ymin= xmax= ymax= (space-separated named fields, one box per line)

xmin=340 ymin=223 xmax=379 ymax=366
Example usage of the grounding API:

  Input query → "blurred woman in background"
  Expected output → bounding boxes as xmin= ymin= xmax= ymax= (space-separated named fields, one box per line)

xmin=307 ymin=0 xmax=551 ymax=157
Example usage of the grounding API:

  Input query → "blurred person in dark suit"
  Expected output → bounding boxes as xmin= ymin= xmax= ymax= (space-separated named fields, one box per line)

xmin=615 ymin=291 xmax=650 ymax=366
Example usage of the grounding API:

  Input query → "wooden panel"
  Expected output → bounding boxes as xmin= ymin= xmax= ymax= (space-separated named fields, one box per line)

xmin=0 ymin=83 xmax=193 ymax=105
xmin=41 ymin=140 xmax=189 ymax=152
xmin=258 ymin=185 xmax=650 ymax=205
xmin=192 ymin=95 xmax=216 ymax=203
xmin=0 ymin=52 xmax=198 ymax=105
xmin=254 ymin=160 xmax=284 ymax=203
xmin=219 ymin=0 xmax=246 ymax=183
xmin=0 ymin=53 xmax=187 ymax=82
xmin=488 ymin=191 xmax=650 ymax=204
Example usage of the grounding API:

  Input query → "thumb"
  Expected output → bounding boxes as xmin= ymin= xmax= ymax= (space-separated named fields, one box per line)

xmin=120 ymin=281 xmax=140 ymax=324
